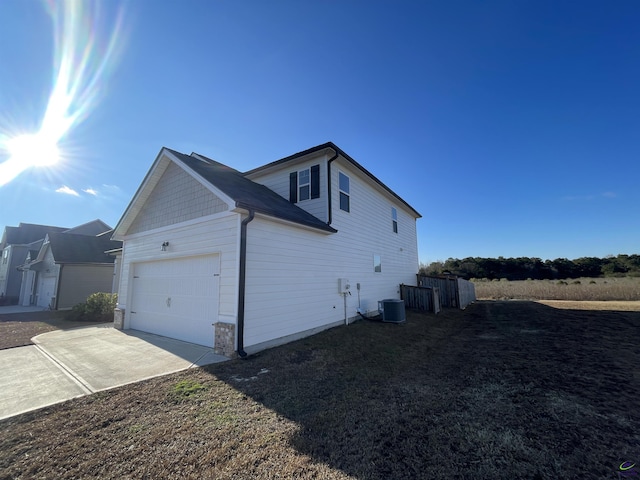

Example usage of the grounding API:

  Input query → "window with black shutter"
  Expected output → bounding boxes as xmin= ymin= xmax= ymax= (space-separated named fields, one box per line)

xmin=290 ymin=165 xmax=320 ymax=203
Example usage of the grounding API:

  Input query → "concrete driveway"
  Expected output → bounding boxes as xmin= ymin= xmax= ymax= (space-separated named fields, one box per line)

xmin=0 ymin=325 xmax=228 ymax=420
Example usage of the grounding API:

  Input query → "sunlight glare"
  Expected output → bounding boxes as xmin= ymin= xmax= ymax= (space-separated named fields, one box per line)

xmin=0 ymin=0 xmax=123 ymax=186
xmin=7 ymin=134 xmax=60 ymax=167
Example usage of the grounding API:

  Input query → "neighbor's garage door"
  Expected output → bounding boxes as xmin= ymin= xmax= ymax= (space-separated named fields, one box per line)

xmin=37 ymin=276 xmax=57 ymax=308
xmin=129 ymin=255 xmax=220 ymax=347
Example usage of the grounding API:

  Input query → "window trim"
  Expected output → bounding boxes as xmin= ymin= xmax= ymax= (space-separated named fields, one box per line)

xmin=339 ymin=171 xmax=350 ymax=212
xmin=373 ymin=254 xmax=382 ymax=273
xmin=298 ymin=168 xmax=310 ymax=201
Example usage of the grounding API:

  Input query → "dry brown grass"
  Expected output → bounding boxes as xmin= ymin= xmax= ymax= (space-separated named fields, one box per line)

xmin=475 ymin=276 xmax=640 ymax=301
xmin=0 ymin=310 xmax=109 ymax=349
xmin=537 ymin=300 xmax=640 ymax=311
xmin=1 ymin=302 xmax=639 ymax=479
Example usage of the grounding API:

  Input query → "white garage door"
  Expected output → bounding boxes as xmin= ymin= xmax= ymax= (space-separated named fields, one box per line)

xmin=130 ymin=255 xmax=220 ymax=347
xmin=37 ymin=276 xmax=57 ymax=308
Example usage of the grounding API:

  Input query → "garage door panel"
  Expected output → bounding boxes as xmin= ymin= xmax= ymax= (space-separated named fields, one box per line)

xmin=130 ymin=255 xmax=220 ymax=347
xmin=37 ymin=276 xmax=57 ymax=308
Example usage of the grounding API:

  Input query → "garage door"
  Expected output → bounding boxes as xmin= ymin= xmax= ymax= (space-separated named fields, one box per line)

xmin=129 ymin=255 xmax=220 ymax=347
xmin=37 ymin=276 xmax=57 ymax=308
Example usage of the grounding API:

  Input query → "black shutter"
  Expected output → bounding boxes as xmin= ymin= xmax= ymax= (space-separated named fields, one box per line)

xmin=289 ymin=172 xmax=297 ymax=203
xmin=311 ymin=164 xmax=320 ymax=199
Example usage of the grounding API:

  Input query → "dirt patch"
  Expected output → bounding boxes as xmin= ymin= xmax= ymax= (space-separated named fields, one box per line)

xmin=1 ymin=301 xmax=639 ymax=479
xmin=0 ymin=310 xmax=111 ymax=349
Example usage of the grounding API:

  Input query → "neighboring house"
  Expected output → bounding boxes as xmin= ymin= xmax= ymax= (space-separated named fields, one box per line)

xmin=0 ymin=223 xmax=68 ymax=301
xmin=112 ymin=142 xmax=421 ymax=356
xmin=18 ymin=226 xmax=122 ymax=309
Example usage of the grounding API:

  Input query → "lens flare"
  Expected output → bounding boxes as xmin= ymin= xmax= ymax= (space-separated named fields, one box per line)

xmin=0 ymin=0 xmax=123 ymax=186
xmin=7 ymin=134 xmax=60 ymax=167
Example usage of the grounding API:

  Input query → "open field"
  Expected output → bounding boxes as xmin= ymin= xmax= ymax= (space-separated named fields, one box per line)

xmin=1 ymin=301 xmax=640 ymax=479
xmin=475 ymin=276 xmax=640 ymax=301
xmin=538 ymin=300 xmax=640 ymax=311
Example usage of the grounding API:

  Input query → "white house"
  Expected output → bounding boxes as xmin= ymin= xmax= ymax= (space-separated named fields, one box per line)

xmin=112 ymin=142 xmax=421 ymax=356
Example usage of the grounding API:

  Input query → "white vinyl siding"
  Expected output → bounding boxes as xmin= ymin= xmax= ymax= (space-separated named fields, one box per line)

xmin=247 ymin=156 xmax=328 ymax=222
xmin=243 ymin=172 xmax=419 ymax=349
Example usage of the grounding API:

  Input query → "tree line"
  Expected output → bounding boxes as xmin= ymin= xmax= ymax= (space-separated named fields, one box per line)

xmin=420 ymin=254 xmax=640 ymax=281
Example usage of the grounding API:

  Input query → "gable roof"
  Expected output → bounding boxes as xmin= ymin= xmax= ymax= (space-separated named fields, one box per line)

xmin=46 ymin=231 xmax=122 ymax=264
xmin=170 ymin=150 xmax=337 ymax=233
xmin=63 ymin=219 xmax=112 ymax=236
xmin=1 ymin=223 xmax=68 ymax=250
xmin=244 ymin=142 xmax=421 ymax=218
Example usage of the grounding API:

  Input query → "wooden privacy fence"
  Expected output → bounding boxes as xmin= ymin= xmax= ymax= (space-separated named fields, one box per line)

xmin=400 ymin=284 xmax=441 ymax=313
xmin=415 ymin=275 xmax=476 ymax=310
xmin=456 ymin=277 xmax=476 ymax=309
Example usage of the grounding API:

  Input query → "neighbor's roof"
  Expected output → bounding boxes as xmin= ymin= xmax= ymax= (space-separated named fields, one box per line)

xmin=244 ymin=141 xmax=421 ymax=218
xmin=46 ymin=231 xmax=122 ymax=264
xmin=167 ymin=149 xmax=337 ymax=233
xmin=0 ymin=223 xmax=68 ymax=250
xmin=62 ymin=219 xmax=112 ymax=236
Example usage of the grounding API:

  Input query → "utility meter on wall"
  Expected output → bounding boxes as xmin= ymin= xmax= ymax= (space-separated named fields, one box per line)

xmin=338 ymin=278 xmax=351 ymax=293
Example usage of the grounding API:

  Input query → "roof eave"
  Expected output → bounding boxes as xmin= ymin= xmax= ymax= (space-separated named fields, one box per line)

xmin=235 ymin=202 xmax=337 ymax=234
xmin=244 ymin=142 xmax=421 ymax=219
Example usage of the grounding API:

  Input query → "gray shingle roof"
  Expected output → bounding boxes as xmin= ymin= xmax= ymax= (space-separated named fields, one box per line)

xmin=47 ymin=232 xmax=122 ymax=264
xmin=1 ymin=223 xmax=68 ymax=249
xmin=166 ymin=149 xmax=337 ymax=233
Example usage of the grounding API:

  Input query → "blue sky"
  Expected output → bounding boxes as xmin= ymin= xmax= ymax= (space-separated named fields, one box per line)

xmin=1 ymin=0 xmax=638 ymax=264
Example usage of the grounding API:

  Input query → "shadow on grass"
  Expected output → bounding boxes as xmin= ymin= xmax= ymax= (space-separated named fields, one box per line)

xmin=206 ymin=301 xmax=640 ymax=479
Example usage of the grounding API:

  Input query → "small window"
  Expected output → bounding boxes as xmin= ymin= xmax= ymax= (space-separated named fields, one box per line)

xmin=339 ymin=172 xmax=350 ymax=212
xmin=289 ymin=165 xmax=320 ymax=203
xmin=392 ymin=207 xmax=398 ymax=233
xmin=299 ymin=169 xmax=310 ymax=201
xmin=373 ymin=254 xmax=382 ymax=273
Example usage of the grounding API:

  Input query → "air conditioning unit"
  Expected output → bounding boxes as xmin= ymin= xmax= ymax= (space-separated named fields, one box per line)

xmin=378 ymin=299 xmax=405 ymax=323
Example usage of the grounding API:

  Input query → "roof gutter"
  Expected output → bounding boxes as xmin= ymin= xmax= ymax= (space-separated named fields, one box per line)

xmin=236 ymin=208 xmax=255 ymax=358
xmin=326 ymin=148 xmax=339 ymax=226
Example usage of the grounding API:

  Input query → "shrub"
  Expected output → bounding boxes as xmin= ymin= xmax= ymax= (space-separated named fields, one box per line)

xmin=66 ymin=293 xmax=117 ymax=322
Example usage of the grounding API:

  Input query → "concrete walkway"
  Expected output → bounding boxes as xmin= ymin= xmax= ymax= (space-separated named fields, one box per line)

xmin=0 ymin=326 xmax=228 ymax=420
